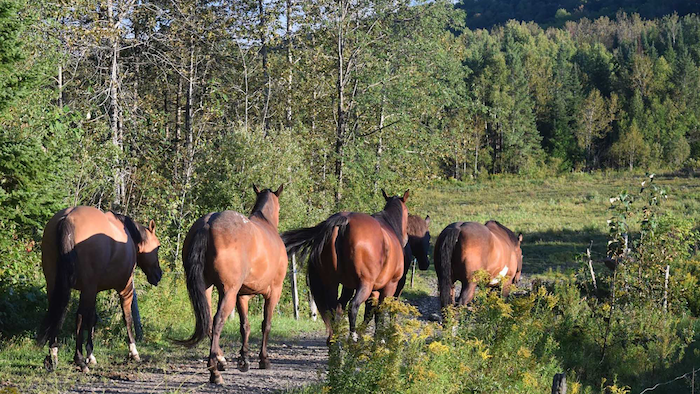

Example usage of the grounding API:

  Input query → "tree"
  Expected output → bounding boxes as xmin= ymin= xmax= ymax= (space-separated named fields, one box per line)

xmin=611 ymin=120 xmax=650 ymax=170
xmin=576 ymin=88 xmax=617 ymax=169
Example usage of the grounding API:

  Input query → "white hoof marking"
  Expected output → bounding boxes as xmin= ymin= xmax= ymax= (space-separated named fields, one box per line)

xmin=87 ymin=354 xmax=97 ymax=365
xmin=217 ymin=355 xmax=227 ymax=364
xmin=128 ymin=343 xmax=139 ymax=359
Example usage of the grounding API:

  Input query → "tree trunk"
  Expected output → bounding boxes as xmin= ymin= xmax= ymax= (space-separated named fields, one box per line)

xmin=57 ymin=64 xmax=63 ymax=109
xmin=108 ymin=0 xmax=124 ymax=210
xmin=285 ymin=0 xmax=293 ymax=129
xmin=259 ymin=0 xmax=270 ymax=133
xmin=334 ymin=0 xmax=347 ymax=205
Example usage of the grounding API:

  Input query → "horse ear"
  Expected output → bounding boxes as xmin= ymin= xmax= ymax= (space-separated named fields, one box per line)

xmin=518 ymin=233 xmax=523 ymax=243
xmin=425 ymin=215 xmax=430 ymax=225
xmin=149 ymin=220 xmax=156 ymax=233
xmin=275 ymin=184 xmax=284 ymax=196
xmin=253 ymin=184 xmax=260 ymax=194
xmin=402 ymin=189 xmax=410 ymax=202
xmin=381 ymin=189 xmax=390 ymax=201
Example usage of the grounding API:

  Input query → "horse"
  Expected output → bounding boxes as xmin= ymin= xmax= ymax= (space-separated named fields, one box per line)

xmin=282 ymin=189 xmax=409 ymax=343
xmin=434 ymin=220 xmax=522 ymax=309
xmin=37 ymin=206 xmax=162 ymax=373
xmin=178 ymin=185 xmax=287 ymax=385
xmin=396 ymin=214 xmax=431 ymax=296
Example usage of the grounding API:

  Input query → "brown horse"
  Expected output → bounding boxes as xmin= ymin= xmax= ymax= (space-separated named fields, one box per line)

xmin=434 ymin=220 xmax=522 ymax=309
xmin=282 ymin=190 xmax=409 ymax=343
xmin=179 ymin=185 xmax=287 ymax=385
xmin=397 ymin=214 xmax=431 ymax=296
xmin=37 ymin=206 xmax=162 ymax=372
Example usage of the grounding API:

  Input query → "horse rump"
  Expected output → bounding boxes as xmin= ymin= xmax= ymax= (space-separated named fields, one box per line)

xmin=175 ymin=226 xmax=211 ymax=347
xmin=37 ymin=218 xmax=76 ymax=347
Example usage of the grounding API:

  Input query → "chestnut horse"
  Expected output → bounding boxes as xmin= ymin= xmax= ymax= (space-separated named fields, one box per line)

xmin=282 ymin=190 xmax=409 ymax=343
xmin=37 ymin=207 xmax=162 ymax=372
xmin=434 ymin=220 xmax=522 ymax=309
xmin=179 ymin=185 xmax=287 ymax=384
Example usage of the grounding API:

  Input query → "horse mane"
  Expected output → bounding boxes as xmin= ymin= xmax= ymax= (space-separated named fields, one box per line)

xmin=372 ymin=197 xmax=405 ymax=242
xmin=485 ymin=220 xmax=518 ymax=245
xmin=111 ymin=211 xmax=147 ymax=245
xmin=250 ymin=190 xmax=274 ymax=221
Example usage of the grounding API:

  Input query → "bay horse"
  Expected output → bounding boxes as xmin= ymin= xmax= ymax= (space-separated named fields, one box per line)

xmin=37 ymin=206 xmax=162 ymax=372
xmin=178 ymin=185 xmax=287 ymax=385
xmin=396 ymin=214 xmax=431 ymax=296
xmin=434 ymin=220 xmax=522 ymax=309
xmin=282 ymin=190 xmax=409 ymax=343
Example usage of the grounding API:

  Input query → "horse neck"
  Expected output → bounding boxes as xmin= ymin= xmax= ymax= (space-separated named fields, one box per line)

xmin=378 ymin=199 xmax=406 ymax=244
xmin=251 ymin=202 xmax=279 ymax=228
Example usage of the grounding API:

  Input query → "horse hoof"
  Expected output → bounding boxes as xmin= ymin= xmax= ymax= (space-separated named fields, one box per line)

xmin=237 ymin=359 xmax=249 ymax=372
xmin=44 ymin=355 xmax=55 ymax=372
xmin=210 ymin=373 xmax=224 ymax=385
xmin=259 ymin=359 xmax=271 ymax=369
xmin=87 ymin=354 xmax=97 ymax=366
xmin=77 ymin=364 xmax=90 ymax=373
xmin=130 ymin=353 xmax=141 ymax=362
xmin=217 ymin=358 xmax=226 ymax=371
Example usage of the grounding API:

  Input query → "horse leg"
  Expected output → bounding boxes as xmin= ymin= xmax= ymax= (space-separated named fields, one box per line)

xmin=375 ymin=282 xmax=399 ymax=334
xmin=74 ymin=290 xmax=96 ymax=373
xmin=85 ymin=313 xmax=97 ymax=366
xmin=118 ymin=280 xmax=141 ymax=362
xmin=502 ymin=276 xmax=514 ymax=298
xmin=348 ymin=283 xmax=372 ymax=341
xmin=235 ymin=295 xmax=252 ymax=372
xmin=363 ymin=291 xmax=379 ymax=325
xmin=337 ymin=286 xmax=354 ymax=318
xmin=209 ymin=287 xmax=236 ymax=384
xmin=458 ymin=281 xmax=477 ymax=305
xmin=259 ymin=287 xmax=282 ymax=370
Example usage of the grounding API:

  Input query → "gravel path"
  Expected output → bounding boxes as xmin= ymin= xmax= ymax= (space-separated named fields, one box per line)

xmin=63 ymin=334 xmax=327 ymax=394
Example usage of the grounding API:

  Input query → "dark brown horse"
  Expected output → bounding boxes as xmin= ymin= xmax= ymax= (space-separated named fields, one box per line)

xmin=397 ymin=214 xmax=431 ymax=296
xmin=282 ymin=190 xmax=409 ymax=343
xmin=434 ymin=220 xmax=522 ymax=309
xmin=37 ymin=207 xmax=162 ymax=372
xmin=179 ymin=185 xmax=287 ymax=385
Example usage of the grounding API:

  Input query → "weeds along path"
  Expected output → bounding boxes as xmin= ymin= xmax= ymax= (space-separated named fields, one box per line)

xmin=63 ymin=334 xmax=327 ymax=394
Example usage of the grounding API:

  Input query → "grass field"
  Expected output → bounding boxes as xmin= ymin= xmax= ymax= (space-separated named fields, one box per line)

xmin=1 ymin=171 xmax=699 ymax=393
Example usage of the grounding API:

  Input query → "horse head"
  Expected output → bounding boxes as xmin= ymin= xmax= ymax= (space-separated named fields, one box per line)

xmin=252 ymin=184 xmax=284 ymax=228
xmin=408 ymin=214 xmax=431 ymax=270
xmin=136 ymin=219 xmax=163 ymax=286
xmin=514 ymin=233 xmax=523 ymax=283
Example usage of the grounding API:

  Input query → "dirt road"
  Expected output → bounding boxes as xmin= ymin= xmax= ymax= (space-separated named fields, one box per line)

xmin=64 ymin=334 xmax=327 ymax=394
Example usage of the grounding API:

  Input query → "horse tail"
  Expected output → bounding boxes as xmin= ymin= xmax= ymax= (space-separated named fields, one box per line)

xmin=37 ymin=218 xmax=76 ymax=346
xmin=307 ymin=265 xmax=328 ymax=317
xmin=176 ymin=226 xmax=211 ymax=347
xmin=436 ymin=226 xmax=461 ymax=310
xmin=281 ymin=214 xmax=349 ymax=269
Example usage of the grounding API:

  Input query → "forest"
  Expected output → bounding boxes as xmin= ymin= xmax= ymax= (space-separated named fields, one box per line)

xmin=2 ymin=0 xmax=700 ymax=392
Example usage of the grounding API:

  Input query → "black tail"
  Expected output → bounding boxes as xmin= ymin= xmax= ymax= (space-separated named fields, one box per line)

xmin=176 ymin=226 xmax=211 ymax=347
xmin=436 ymin=226 xmax=461 ymax=309
xmin=37 ymin=218 xmax=76 ymax=346
xmin=307 ymin=265 xmax=329 ymax=317
xmin=281 ymin=214 xmax=349 ymax=269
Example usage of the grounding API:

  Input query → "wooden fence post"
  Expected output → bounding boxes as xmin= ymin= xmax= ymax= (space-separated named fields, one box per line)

xmin=663 ymin=264 xmax=670 ymax=312
xmin=410 ymin=259 xmax=416 ymax=288
xmin=587 ymin=241 xmax=597 ymax=292
xmin=291 ymin=254 xmax=300 ymax=320
xmin=552 ymin=373 xmax=567 ymax=394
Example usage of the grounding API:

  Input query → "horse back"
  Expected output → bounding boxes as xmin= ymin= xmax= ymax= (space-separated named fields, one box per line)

xmin=336 ymin=213 xmax=404 ymax=290
xmin=42 ymin=206 xmax=137 ymax=293
xmin=207 ymin=210 xmax=288 ymax=296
